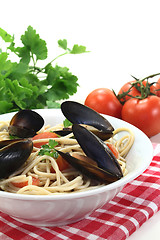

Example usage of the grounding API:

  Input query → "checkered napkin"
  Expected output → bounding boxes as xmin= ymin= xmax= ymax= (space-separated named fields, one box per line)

xmin=0 ymin=143 xmax=160 ymax=240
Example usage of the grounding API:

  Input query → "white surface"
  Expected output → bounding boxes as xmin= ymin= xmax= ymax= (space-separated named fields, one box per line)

xmin=0 ymin=0 xmax=160 ymax=236
xmin=128 ymin=211 xmax=160 ymax=240
xmin=0 ymin=0 xmax=160 ymax=102
xmin=0 ymin=109 xmax=153 ymax=226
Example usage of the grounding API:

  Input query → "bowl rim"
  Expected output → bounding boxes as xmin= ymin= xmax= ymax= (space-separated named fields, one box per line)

xmin=0 ymin=108 xmax=153 ymax=201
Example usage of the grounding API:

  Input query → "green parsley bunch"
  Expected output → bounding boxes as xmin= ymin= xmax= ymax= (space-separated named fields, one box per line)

xmin=0 ymin=26 xmax=88 ymax=114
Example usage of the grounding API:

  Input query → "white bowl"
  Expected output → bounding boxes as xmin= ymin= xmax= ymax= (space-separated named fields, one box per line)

xmin=0 ymin=109 xmax=153 ymax=226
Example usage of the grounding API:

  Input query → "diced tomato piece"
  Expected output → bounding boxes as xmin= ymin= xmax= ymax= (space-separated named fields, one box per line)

xmin=51 ymin=155 xmax=70 ymax=172
xmin=32 ymin=132 xmax=58 ymax=148
xmin=106 ymin=143 xmax=119 ymax=159
xmin=11 ymin=177 xmax=39 ymax=188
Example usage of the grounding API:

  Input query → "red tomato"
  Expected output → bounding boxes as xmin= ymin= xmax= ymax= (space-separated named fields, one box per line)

xmin=118 ymin=80 xmax=157 ymax=103
xmin=11 ymin=177 xmax=39 ymax=188
xmin=121 ymin=96 xmax=160 ymax=137
xmin=50 ymin=155 xmax=70 ymax=172
xmin=118 ymin=80 xmax=141 ymax=103
xmin=32 ymin=132 xmax=58 ymax=148
xmin=106 ymin=143 xmax=119 ymax=159
xmin=153 ymin=78 xmax=160 ymax=97
xmin=157 ymin=78 xmax=160 ymax=96
xmin=85 ymin=88 xmax=122 ymax=118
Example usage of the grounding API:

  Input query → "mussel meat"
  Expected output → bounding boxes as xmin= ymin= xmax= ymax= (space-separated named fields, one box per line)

xmin=57 ymin=124 xmax=123 ymax=183
xmin=56 ymin=101 xmax=114 ymax=140
xmin=8 ymin=109 xmax=44 ymax=138
xmin=0 ymin=139 xmax=33 ymax=179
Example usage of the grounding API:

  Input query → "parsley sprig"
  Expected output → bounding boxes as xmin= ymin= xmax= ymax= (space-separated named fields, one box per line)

xmin=0 ymin=26 xmax=88 ymax=114
xmin=63 ymin=118 xmax=72 ymax=128
xmin=38 ymin=139 xmax=59 ymax=158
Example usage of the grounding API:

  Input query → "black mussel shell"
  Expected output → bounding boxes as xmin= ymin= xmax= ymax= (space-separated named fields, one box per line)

xmin=0 ymin=139 xmax=25 ymax=149
xmin=61 ymin=101 xmax=114 ymax=140
xmin=72 ymin=124 xmax=123 ymax=179
xmin=8 ymin=110 xmax=44 ymax=138
xmin=54 ymin=128 xmax=72 ymax=137
xmin=0 ymin=139 xmax=33 ymax=179
xmin=57 ymin=150 xmax=120 ymax=183
xmin=54 ymin=126 xmax=111 ymax=141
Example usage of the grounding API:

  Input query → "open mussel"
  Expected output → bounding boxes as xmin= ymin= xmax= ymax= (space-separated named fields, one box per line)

xmin=8 ymin=109 xmax=44 ymax=138
xmin=56 ymin=101 xmax=114 ymax=140
xmin=55 ymin=128 xmax=73 ymax=137
xmin=57 ymin=124 xmax=123 ymax=183
xmin=0 ymin=139 xmax=33 ymax=179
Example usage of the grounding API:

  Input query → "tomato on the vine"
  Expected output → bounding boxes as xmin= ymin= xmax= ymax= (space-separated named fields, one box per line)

xmin=157 ymin=78 xmax=160 ymax=96
xmin=118 ymin=80 xmax=157 ymax=103
xmin=121 ymin=95 xmax=160 ymax=137
xmin=118 ymin=81 xmax=141 ymax=103
xmin=84 ymin=75 xmax=160 ymax=137
xmin=153 ymin=78 xmax=160 ymax=97
xmin=84 ymin=88 xmax=122 ymax=118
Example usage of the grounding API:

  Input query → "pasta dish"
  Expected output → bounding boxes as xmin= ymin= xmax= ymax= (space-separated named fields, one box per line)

xmin=0 ymin=119 xmax=134 ymax=195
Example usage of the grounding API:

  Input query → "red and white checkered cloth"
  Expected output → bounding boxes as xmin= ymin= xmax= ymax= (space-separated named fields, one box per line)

xmin=0 ymin=143 xmax=160 ymax=240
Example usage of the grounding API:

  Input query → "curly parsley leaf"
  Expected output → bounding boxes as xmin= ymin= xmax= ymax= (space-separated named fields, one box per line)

xmin=63 ymin=119 xmax=72 ymax=128
xmin=38 ymin=139 xmax=59 ymax=158
xmin=45 ymin=65 xmax=78 ymax=103
xmin=21 ymin=26 xmax=47 ymax=61
xmin=58 ymin=39 xmax=68 ymax=50
xmin=16 ymin=46 xmax=31 ymax=64
xmin=0 ymin=28 xmax=14 ymax=43
xmin=70 ymin=44 xmax=88 ymax=54
xmin=0 ymin=101 xmax=13 ymax=113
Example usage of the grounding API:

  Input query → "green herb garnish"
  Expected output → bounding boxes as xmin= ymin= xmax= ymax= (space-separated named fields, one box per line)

xmin=0 ymin=26 xmax=88 ymax=114
xmin=63 ymin=118 xmax=72 ymax=128
xmin=9 ymin=135 xmax=20 ymax=140
xmin=38 ymin=139 xmax=59 ymax=158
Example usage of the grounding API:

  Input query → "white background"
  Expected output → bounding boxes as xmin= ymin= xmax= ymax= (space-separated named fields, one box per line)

xmin=1 ymin=0 xmax=160 ymax=102
xmin=1 ymin=0 xmax=160 ymax=239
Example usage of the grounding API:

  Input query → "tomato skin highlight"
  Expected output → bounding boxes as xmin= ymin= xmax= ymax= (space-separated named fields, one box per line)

xmin=85 ymin=88 xmax=122 ymax=118
xmin=121 ymin=96 xmax=160 ymax=137
xmin=32 ymin=132 xmax=58 ymax=148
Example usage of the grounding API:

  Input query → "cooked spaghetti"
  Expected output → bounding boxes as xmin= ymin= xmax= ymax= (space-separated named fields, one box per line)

xmin=0 ymin=120 xmax=134 ymax=195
